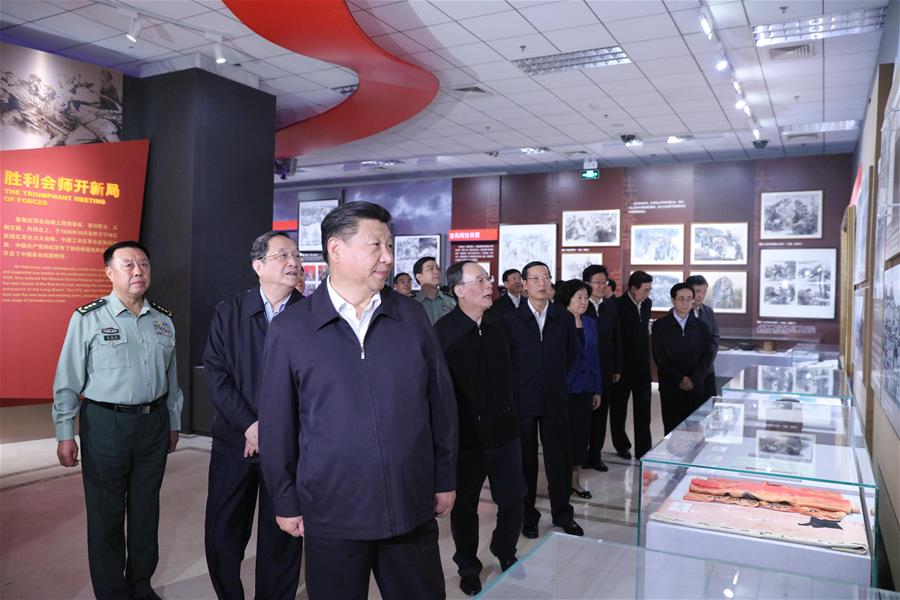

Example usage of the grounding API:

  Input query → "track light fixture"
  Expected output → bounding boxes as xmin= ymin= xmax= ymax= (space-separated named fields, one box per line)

xmin=214 ymin=42 xmax=226 ymax=64
xmin=735 ymin=98 xmax=747 ymax=110
xmin=126 ymin=17 xmax=142 ymax=43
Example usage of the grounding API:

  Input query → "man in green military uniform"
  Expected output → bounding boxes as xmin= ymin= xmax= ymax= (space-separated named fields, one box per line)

xmin=53 ymin=240 xmax=183 ymax=600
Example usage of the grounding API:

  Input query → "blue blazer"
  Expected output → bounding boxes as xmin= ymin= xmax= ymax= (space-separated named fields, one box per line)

xmin=568 ymin=316 xmax=603 ymax=395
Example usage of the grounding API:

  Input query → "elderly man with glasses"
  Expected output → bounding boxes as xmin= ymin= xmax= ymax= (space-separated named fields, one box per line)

xmin=434 ymin=261 xmax=525 ymax=596
xmin=651 ymin=282 xmax=715 ymax=434
xmin=202 ymin=231 xmax=304 ymax=600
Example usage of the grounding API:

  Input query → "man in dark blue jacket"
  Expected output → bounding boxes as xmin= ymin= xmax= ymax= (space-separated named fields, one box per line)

xmin=203 ymin=231 xmax=304 ymax=600
xmin=435 ymin=261 xmax=525 ymax=596
xmin=258 ymin=202 xmax=458 ymax=599
xmin=503 ymin=261 xmax=583 ymax=539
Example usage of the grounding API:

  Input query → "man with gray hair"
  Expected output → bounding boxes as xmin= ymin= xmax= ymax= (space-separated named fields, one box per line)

xmin=203 ymin=231 xmax=304 ymax=600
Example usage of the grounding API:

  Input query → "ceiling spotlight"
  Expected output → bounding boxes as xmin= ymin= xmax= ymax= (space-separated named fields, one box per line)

xmin=624 ymin=138 xmax=643 ymax=148
xmin=753 ymin=128 xmax=761 ymax=140
xmin=735 ymin=98 xmax=747 ymax=110
xmin=126 ymin=16 xmax=142 ymax=43
xmin=667 ymin=136 xmax=684 ymax=144
xmin=214 ymin=42 xmax=226 ymax=64
xmin=732 ymin=81 xmax=742 ymax=94
xmin=715 ymin=57 xmax=729 ymax=71
xmin=699 ymin=13 xmax=713 ymax=40
xmin=742 ymin=105 xmax=752 ymax=117
xmin=520 ymin=146 xmax=550 ymax=154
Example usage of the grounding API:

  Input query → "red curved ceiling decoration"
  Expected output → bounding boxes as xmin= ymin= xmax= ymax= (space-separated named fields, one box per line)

xmin=223 ymin=0 xmax=439 ymax=159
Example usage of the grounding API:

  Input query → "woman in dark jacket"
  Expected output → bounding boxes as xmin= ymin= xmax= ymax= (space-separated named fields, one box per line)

xmin=556 ymin=280 xmax=603 ymax=499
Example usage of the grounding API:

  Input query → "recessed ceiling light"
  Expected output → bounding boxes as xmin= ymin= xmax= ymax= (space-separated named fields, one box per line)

xmin=742 ymin=105 xmax=752 ymax=117
xmin=732 ymin=81 xmax=742 ymax=94
xmin=624 ymin=138 xmax=643 ymax=148
xmin=753 ymin=128 xmax=761 ymax=140
xmin=360 ymin=159 xmax=403 ymax=168
xmin=520 ymin=147 xmax=550 ymax=154
xmin=511 ymin=46 xmax=630 ymax=76
xmin=715 ymin=57 xmax=728 ymax=71
xmin=779 ymin=120 xmax=860 ymax=134
xmin=667 ymin=136 xmax=684 ymax=144
xmin=753 ymin=6 xmax=886 ymax=47
xmin=735 ymin=98 xmax=747 ymax=110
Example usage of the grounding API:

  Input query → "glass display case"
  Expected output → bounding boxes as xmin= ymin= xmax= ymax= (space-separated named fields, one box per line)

xmin=722 ymin=365 xmax=851 ymax=402
xmin=638 ymin=396 xmax=878 ymax=586
xmin=480 ymin=533 xmax=897 ymax=599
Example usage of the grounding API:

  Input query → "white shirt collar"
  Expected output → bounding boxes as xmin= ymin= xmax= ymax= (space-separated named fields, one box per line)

xmin=674 ymin=311 xmax=689 ymax=331
xmin=508 ymin=292 xmax=521 ymax=307
xmin=326 ymin=277 xmax=381 ymax=345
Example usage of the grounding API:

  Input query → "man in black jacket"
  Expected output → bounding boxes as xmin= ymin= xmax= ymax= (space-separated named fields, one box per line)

xmin=203 ymin=231 xmax=304 ymax=600
xmin=504 ymin=261 xmax=583 ymax=539
xmin=492 ymin=268 xmax=525 ymax=314
xmin=612 ymin=271 xmax=654 ymax=459
xmin=685 ymin=274 xmax=721 ymax=399
xmin=651 ymin=283 xmax=714 ymax=433
xmin=581 ymin=265 xmax=623 ymax=471
xmin=435 ymin=261 xmax=525 ymax=596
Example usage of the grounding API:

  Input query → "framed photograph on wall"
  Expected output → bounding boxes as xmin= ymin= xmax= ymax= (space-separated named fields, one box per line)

xmin=560 ymin=252 xmax=603 ymax=282
xmin=689 ymin=270 xmax=747 ymax=314
xmin=881 ymin=263 xmax=900 ymax=437
xmin=758 ymin=248 xmax=836 ymax=319
xmin=302 ymin=261 xmax=329 ymax=297
xmin=759 ymin=191 xmax=823 ymax=239
xmin=562 ymin=209 xmax=620 ymax=247
xmin=639 ymin=270 xmax=683 ymax=313
xmin=690 ymin=222 xmax=748 ymax=265
xmin=297 ymin=199 xmax=339 ymax=252
xmin=853 ymin=167 xmax=873 ymax=284
xmin=630 ymin=224 xmax=684 ymax=265
xmin=498 ymin=224 xmax=557 ymax=283
xmin=394 ymin=234 xmax=441 ymax=291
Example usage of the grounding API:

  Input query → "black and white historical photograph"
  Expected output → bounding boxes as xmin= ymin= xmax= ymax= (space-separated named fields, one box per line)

xmin=794 ymin=366 xmax=836 ymax=396
xmin=394 ymin=234 xmax=441 ymax=290
xmin=690 ymin=270 xmax=747 ymax=314
xmin=643 ymin=270 xmax=683 ymax=312
xmin=755 ymin=431 xmax=816 ymax=463
xmin=630 ymin=224 xmax=684 ymax=265
xmin=562 ymin=209 xmax=620 ymax=247
xmin=760 ymin=190 xmax=823 ymax=239
xmin=498 ymin=223 xmax=557 ymax=282
xmin=690 ymin=222 xmax=748 ymax=265
xmin=882 ymin=263 xmax=900 ymax=437
xmin=759 ymin=249 xmax=836 ymax=319
xmin=854 ymin=168 xmax=872 ymax=284
xmin=1 ymin=42 xmax=123 ymax=150
xmin=757 ymin=365 xmax=796 ymax=392
xmin=297 ymin=199 xmax=340 ymax=252
xmin=561 ymin=252 xmax=603 ymax=281
xmin=702 ymin=402 xmax=745 ymax=444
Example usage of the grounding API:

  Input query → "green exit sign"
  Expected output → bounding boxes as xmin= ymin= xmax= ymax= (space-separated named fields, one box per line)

xmin=581 ymin=169 xmax=600 ymax=180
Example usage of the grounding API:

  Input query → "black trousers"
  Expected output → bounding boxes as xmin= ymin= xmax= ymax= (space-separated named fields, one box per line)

xmin=703 ymin=371 xmax=719 ymax=399
xmin=205 ymin=449 xmax=303 ymax=600
xmin=586 ymin=378 xmax=616 ymax=464
xmin=611 ymin=378 xmax=653 ymax=458
xmin=304 ymin=518 xmax=445 ymax=599
xmin=567 ymin=392 xmax=593 ymax=467
xmin=79 ymin=400 xmax=169 ymax=600
xmin=520 ymin=414 xmax=574 ymax=527
xmin=451 ymin=439 xmax=525 ymax=578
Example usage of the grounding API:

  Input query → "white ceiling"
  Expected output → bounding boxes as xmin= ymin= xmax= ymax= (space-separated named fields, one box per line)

xmin=0 ymin=0 xmax=890 ymax=186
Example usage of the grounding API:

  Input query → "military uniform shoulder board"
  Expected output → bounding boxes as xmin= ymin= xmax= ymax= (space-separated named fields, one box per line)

xmin=150 ymin=301 xmax=173 ymax=318
xmin=76 ymin=298 xmax=107 ymax=315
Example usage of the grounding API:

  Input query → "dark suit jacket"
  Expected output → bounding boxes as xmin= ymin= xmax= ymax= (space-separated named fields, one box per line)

xmin=491 ymin=293 xmax=521 ymax=315
xmin=694 ymin=303 xmax=720 ymax=360
xmin=434 ymin=306 xmax=519 ymax=450
xmin=651 ymin=310 xmax=713 ymax=392
xmin=203 ymin=287 xmax=303 ymax=460
xmin=585 ymin=298 xmax=623 ymax=386
xmin=502 ymin=300 xmax=578 ymax=416
xmin=258 ymin=285 xmax=458 ymax=540
xmin=614 ymin=293 xmax=652 ymax=382
xmin=568 ymin=316 xmax=603 ymax=395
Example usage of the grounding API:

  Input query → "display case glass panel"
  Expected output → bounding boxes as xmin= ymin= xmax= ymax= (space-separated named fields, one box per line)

xmin=722 ymin=365 xmax=851 ymax=400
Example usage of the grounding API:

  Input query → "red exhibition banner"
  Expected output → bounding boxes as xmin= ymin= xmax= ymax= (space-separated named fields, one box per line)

xmin=0 ymin=139 xmax=150 ymax=405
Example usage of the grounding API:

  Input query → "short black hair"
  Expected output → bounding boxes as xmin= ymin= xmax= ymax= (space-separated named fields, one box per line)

xmin=582 ymin=264 xmax=609 ymax=283
xmin=413 ymin=256 xmax=437 ymax=276
xmin=685 ymin=274 xmax=708 ymax=289
xmin=393 ymin=272 xmax=411 ymax=284
xmin=628 ymin=270 xmax=653 ymax=290
xmin=555 ymin=279 xmax=590 ymax=308
xmin=320 ymin=201 xmax=391 ymax=263
xmin=608 ymin=279 xmax=617 ymax=292
xmin=250 ymin=231 xmax=292 ymax=262
xmin=104 ymin=241 xmax=150 ymax=266
xmin=670 ymin=282 xmax=694 ymax=300
xmin=445 ymin=260 xmax=476 ymax=298
xmin=522 ymin=261 xmax=549 ymax=280
xmin=502 ymin=268 xmax=521 ymax=283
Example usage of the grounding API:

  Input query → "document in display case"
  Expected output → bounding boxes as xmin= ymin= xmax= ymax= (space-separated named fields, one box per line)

xmin=639 ymin=396 xmax=878 ymax=586
xmin=722 ymin=365 xmax=851 ymax=402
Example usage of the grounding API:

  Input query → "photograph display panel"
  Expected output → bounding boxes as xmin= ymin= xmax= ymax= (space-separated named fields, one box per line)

xmin=759 ymin=248 xmax=836 ymax=319
xmin=302 ymin=262 xmax=328 ymax=297
xmin=297 ymin=199 xmax=339 ymax=252
xmin=630 ymin=224 xmax=684 ymax=265
xmin=760 ymin=191 xmax=823 ymax=239
xmin=561 ymin=252 xmax=603 ymax=282
xmin=562 ymin=209 xmax=620 ymax=247
xmin=642 ymin=270 xmax=684 ymax=313
xmin=882 ymin=263 xmax=900 ymax=437
xmin=689 ymin=270 xmax=747 ymax=314
xmin=394 ymin=234 xmax=441 ymax=291
xmin=690 ymin=222 xmax=748 ymax=265
xmin=853 ymin=168 xmax=871 ymax=285
xmin=498 ymin=224 xmax=557 ymax=283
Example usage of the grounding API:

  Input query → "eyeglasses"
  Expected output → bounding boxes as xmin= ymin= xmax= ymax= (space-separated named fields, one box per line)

xmin=589 ymin=279 xmax=608 ymax=287
xmin=674 ymin=296 xmax=694 ymax=302
xmin=264 ymin=250 xmax=302 ymax=262
xmin=526 ymin=275 xmax=552 ymax=282
xmin=460 ymin=275 xmax=494 ymax=286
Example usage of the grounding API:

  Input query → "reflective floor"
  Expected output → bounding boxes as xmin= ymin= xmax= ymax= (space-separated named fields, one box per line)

xmin=0 ymin=393 xmax=666 ymax=599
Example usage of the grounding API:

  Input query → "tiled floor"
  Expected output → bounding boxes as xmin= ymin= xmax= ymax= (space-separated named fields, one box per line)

xmin=0 ymin=394 xmax=666 ymax=599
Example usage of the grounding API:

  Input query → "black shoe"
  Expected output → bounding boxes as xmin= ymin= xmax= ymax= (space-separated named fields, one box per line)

xmin=500 ymin=556 xmax=518 ymax=572
xmin=616 ymin=449 xmax=632 ymax=460
xmin=555 ymin=519 xmax=584 ymax=536
xmin=571 ymin=487 xmax=593 ymax=499
xmin=522 ymin=523 xmax=539 ymax=539
xmin=460 ymin=575 xmax=482 ymax=596
xmin=584 ymin=459 xmax=609 ymax=472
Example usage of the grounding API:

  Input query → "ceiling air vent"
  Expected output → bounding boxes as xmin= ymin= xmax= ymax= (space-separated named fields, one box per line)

xmin=453 ymin=86 xmax=491 ymax=96
xmin=769 ymin=43 xmax=814 ymax=61
xmin=785 ymin=133 xmax=819 ymax=142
